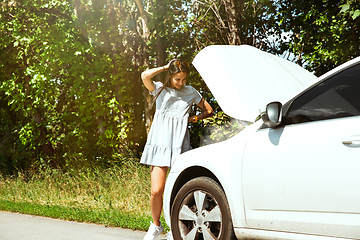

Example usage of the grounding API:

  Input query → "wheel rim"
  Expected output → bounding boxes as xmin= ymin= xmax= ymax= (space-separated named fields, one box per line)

xmin=178 ymin=190 xmax=222 ymax=240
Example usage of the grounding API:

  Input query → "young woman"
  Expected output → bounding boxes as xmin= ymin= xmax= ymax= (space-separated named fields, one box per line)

xmin=141 ymin=59 xmax=214 ymax=240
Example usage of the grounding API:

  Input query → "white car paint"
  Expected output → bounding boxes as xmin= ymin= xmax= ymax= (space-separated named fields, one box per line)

xmin=192 ymin=45 xmax=318 ymax=122
xmin=163 ymin=45 xmax=360 ymax=240
xmin=243 ymin=116 xmax=360 ymax=238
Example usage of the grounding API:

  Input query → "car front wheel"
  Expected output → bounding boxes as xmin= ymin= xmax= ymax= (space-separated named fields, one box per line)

xmin=171 ymin=176 xmax=235 ymax=240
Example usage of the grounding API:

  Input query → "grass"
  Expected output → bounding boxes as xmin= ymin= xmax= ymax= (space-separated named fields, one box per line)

xmin=0 ymin=156 xmax=169 ymax=232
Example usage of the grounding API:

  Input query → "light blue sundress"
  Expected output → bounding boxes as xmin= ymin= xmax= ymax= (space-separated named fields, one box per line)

xmin=140 ymin=81 xmax=202 ymax=168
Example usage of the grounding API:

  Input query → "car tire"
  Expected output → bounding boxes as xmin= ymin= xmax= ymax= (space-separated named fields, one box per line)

xmin=171 ymin=176 xmax=236 ymax=240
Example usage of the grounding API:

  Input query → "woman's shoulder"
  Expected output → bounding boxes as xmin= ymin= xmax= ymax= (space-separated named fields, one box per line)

xmin=184 ymin=85 xmax=202 ymax=103
xmin=184 ymin=85 xmax=200 ymax=94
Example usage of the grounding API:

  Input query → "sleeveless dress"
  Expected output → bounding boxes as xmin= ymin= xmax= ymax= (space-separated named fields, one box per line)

xmin=140 ymin=81 xmax=202 ymax=168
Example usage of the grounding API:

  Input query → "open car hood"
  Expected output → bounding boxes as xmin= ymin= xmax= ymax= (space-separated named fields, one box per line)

xmin=192 ymin=45 xmax=318 ymax=122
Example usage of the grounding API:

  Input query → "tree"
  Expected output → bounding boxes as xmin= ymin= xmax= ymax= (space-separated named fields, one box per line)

xmin=278 ymin=0 xmax=360 ymax=75
xmin=0 ymin=0 xmax=206 ymax=171
xmin=340 ymin=0 xmax=360 ymax=21
xmin=191 ymin=0 xmax=283 ymax=53
xmin=0 ymin=0 xmax=143 ymax=169
xmin=6 ymin=0 xmax=357 ymax=172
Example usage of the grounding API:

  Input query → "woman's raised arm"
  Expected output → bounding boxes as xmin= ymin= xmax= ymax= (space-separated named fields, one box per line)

xmin=141 ymin=62 xmax=170 ymax=92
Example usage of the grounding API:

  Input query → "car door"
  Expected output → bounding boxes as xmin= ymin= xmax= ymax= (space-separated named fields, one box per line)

xmin=242 ymin=63 xmax=360 ymax=238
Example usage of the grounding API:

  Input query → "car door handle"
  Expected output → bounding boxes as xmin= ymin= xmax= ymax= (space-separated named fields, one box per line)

xmin=342 ymin=136 xmax=360 ymax=147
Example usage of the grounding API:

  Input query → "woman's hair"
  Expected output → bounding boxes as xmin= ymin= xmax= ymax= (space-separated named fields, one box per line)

xmin=150 ymin=59 xmax=190 ymax=108
xmin=165 ymin=59 xmax=190 ymax=87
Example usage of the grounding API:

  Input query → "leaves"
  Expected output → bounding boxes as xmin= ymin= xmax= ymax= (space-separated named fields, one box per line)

xmin=340 ymin=0 xmax=360 ymax=19
xmin=1 ymin=0 xmax=359 ymax=174
xmin=278 ymin=0 xmax=360 ymax=75
xmin=0 ymin=0 xmax=141 ymax=169
xmin=201 ymin=111 xmax=244 ymax=145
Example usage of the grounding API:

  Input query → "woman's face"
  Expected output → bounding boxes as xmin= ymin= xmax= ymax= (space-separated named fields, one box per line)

xmin=170 ymin=72 xmax=188 ymax=89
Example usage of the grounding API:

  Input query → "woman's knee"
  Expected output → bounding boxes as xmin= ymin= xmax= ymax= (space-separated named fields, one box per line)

xmin=151 ymin=186 xmax=164 ymax=198
xmin=150 ymin=166 xmax=168 ymax=198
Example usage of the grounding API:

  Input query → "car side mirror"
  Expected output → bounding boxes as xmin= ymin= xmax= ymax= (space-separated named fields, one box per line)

xmin=261 ymin=102 xmax=283 ymax=128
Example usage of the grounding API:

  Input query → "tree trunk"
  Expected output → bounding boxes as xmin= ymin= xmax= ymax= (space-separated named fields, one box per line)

xmin=75 ymin=0 xmax=107 ymax=136
xmin=32 ymin=108 xmax=55 ymax=157
xmin=106 ymin=0 xmax=124 ymax=132
xmin=155 ymin=0 xmax=166 ymax=81
xmin=132 ymin=39 xmax=147 ymax=156
xmin=223 ymin=0 xmax=242 ymax=45
xmin=134 ymin=0 xmax=153 ymax=135
xmin=156 ymin=31 xmax=166 ymax=81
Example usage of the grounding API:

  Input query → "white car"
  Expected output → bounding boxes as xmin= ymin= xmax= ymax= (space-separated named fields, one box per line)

xmin=163 ymin=45 xmax=360 ymax=240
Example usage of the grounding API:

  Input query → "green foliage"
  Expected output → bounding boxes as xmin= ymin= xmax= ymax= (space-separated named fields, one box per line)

xmin=0 ymin=0 xmax=210 ymax=173
xmin=1 ymin=0 xmax=360 ymax=175
xmin=278 ymin=0 xmax=360 ymax=75
xmin=340 ymin=0 xmax=360 ymax=20
xmin=190 ymin=0 xmax=285 ymax=54
xmin=202 ymin=111 xmax=244 ymax=143
xmin=0 ymin=0 xmax=145 ymax=172
xmin=0 ymin=95 xmax=34 ymax=174
xmin=189 ymin=111 xmax=245 ymax=148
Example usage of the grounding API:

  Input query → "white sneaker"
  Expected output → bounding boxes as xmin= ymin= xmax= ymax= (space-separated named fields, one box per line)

xmin=143 ymin=222 xmax=164 ymax=240
xmin=166 ymin=231 xmax=174 ymax=240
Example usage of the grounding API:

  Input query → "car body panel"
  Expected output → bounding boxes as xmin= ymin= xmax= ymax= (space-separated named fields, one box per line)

xmin=192 ymin=45 xmax=318 ymax=122
xmin=243 ymin=116 xmax=360 ymax=238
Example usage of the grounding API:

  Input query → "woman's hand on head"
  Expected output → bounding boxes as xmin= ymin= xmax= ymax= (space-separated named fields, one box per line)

xmin=163 ymin=60 xmax=173 ymax=71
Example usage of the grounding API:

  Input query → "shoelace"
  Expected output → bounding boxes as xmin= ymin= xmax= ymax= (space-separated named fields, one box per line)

xmin=152 ymin=227 xmax=160 ymax=235
xmin=148 ymin=225 xmax=162 ymax=236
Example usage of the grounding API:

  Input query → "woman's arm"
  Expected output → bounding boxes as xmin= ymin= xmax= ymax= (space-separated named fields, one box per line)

xmin=141 ymin=63 xmax=170 ymax=92
xmin=188 ymin=98 xmax=214 ymax=123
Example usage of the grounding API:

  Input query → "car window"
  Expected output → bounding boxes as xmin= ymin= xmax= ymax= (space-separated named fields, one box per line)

xmin=285 ymin=63 xmax=360 ymax=125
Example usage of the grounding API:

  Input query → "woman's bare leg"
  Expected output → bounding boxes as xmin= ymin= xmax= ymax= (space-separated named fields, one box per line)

xmin=150 ymin=166 xmax=168 ymax=226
